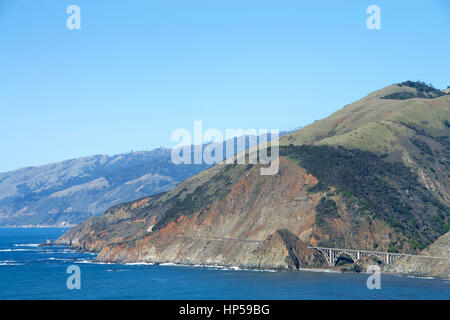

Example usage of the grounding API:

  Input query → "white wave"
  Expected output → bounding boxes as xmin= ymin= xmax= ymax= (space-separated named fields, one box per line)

xmin=405 ymin=275 xmax=438 ymax=280
xmin=224 ymin=266 xmax=241 ymax=271
xmin=45 ymin=257 xmax=74 ymax=261
xmin=156 ymin=262 xmax=277 ymax=272
xmin=40 ymin=250 xmax=75 ymax=254
xmin=0 ymin=262 xmax=24 ymax=266
xmin=125 ymin=262 xmax=154 ymax=266
xmin=73 ymin=259 xmax=95 ymax=264
xmin=74 ymin=259 xmax=110 ymax=264
xmin=206 ymin=265 xmax=276 ymax=272
xmin=160 ymin=262 xmax=191 ymax=267
xmin=298 ymin=267 xmax=340 ymax=273
xmin=13 ymin=243 xmax=40 ymax=247
xmin=0 ymin=248 xmax=34 ymax=252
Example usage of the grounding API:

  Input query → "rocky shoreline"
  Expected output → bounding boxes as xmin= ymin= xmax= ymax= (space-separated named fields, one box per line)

xmin=54 ymin=239 xmax=450 ymax=279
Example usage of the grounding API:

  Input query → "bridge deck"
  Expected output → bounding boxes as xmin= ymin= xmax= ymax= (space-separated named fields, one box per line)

xmin=308 ymin=246 xmax=448 ymax=260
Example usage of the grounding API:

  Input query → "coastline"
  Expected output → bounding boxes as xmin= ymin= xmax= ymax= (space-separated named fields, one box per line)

xmin=75 ymin=256 xmax=342 ymax=274
xmin=5 ymin=227 xmax=445 ymax=280
xmin=76 ymin=256 xmax=450 ymax=280
xmin=68 ymin=247 xmax=447 ymax=279
xmin=3 ymin=228 xmax=448 ymax=281
xmin=97 ymin=256 xmax=450 ymax=280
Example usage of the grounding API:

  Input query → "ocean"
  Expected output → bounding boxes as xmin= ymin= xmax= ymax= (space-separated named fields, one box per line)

xmin=0 ymin=227 xmax=448 ymax=300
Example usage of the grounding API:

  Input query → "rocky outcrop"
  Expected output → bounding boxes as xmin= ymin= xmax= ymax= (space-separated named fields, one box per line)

xmin=249 ymin=229 xmax=326 ymax=270
xmin=388 ymin=231 xmax=450 ymax=278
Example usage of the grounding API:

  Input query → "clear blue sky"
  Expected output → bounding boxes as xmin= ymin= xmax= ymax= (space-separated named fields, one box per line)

xmin=0 ymin=0 xmax=449 ymax=172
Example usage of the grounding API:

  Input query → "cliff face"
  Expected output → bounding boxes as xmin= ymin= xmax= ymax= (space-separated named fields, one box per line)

xmin=58 ymin=82 xmax=450 ymax=274
xmin=388 ymin=231 xmax=450 ymax=278
xmin=58 ymin=157 xmax=329 ymax=269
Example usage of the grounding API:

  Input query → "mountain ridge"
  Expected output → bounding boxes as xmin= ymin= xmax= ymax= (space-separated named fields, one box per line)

xmin=0 ymin=134 xmax=286 ymax=227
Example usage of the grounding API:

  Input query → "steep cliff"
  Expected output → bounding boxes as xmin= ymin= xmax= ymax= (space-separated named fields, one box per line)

xmin=58 ymin=157 xmax=328 ymax=269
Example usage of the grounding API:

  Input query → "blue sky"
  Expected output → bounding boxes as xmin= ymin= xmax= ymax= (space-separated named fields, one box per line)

xmin=0 ymin=0 xmax=449 ymax=172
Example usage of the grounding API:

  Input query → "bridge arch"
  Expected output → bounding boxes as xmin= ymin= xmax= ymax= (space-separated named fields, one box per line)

xmin=365 ymin=253 xmax=386 ymax=264
xmin=314 ymin=248 xmax=333 ymax=266
xmin=333 ymin=251 xmax=357 ymax=265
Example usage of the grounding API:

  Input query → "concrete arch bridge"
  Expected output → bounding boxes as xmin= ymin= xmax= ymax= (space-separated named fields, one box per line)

xmin=308 ymin=246 xmax=431 ymax=266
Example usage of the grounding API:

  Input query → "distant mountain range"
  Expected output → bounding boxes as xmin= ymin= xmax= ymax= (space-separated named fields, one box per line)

xmin=0 ymin=149 xmax=203 ymax=226
xmin=58 ymin=81 xmax=450 ymax=278
xmin=0 ymin=134 xmax=287 ymax=227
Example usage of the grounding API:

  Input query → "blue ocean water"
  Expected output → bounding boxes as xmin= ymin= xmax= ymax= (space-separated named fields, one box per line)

xmin=0 ymin=227 xmax=448 ymax=300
